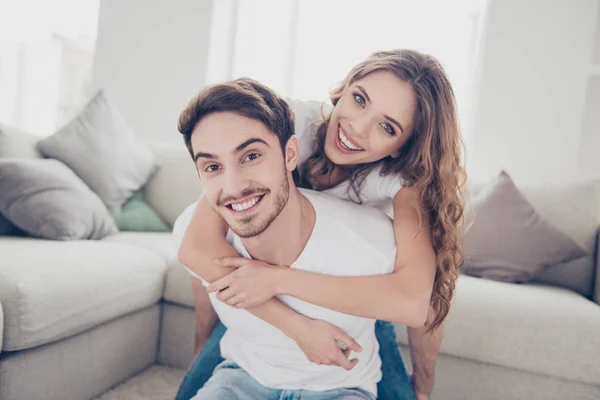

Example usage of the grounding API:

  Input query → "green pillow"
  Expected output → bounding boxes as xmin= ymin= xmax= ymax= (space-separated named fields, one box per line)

xmin=112 ymin=190 xmax=170 ymax=232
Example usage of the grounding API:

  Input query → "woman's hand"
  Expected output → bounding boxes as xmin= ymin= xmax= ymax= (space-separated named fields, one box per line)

xmin=290 ymin=319 xmax=363 ymax=371
xmin=206 ymin=257 xmax=286 ymax=309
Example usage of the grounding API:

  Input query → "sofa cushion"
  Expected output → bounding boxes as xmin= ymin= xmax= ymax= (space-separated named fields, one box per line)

xmin=37 ymin=90 xmax=158 ymax=213
xmin=468 ymin=177 xmax=600 ymax=297
xmin=0 ymin=124 xmax=42 ymax=236
xmin=0 ymin=123 xmax=42 ymax=159
xmin=0 ymin=159 xmax=118 ymax=240
xmin=164 ymin=258 xmax=196 ymax=308
xmin=111 ymin=190 xmax=170 ymax=232
xmin=0 ymin=237 xmax=167 ymax=351
xmin=395 ymin=275 xmax=600 ymax=386
xmin=103 ymin=232 xmax=177 ymax=261
xmin=463 ymin=171 xmax=587 ymax=283
xmin=144 ymin=143 xmax=202 ymax=227
xmin=523 ymin=181 xmax=600 ymax=297
xmin=102 ymin=232 xmax=195 ymax=307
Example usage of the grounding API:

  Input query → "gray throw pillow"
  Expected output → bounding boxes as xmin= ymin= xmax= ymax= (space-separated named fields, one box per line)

xmin=0 ymin=159 xmax=118 ymax=240
xmin=463 ymin=170 xmax=587 ymax=283
xmin=0 ymin=123 xmax=42 ymax=159
xmin=37 ymin=90 xmax=157 ymax=212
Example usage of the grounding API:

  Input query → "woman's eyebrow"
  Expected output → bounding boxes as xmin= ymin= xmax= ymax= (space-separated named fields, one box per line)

xmin=356 ymin=85 xmax=371 ymax=103
xmin=356 ymin=85 xmax=405 ymax=134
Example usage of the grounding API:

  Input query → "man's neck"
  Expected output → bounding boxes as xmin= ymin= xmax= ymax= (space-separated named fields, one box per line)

xmin=241 ymin=188 xmax=315 ymax=267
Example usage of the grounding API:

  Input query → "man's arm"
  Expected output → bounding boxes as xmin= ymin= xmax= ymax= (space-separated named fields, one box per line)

xmin=407 ymin=306 xmax=443 ymax=399
xmin=190 ymin=278 xmax=219 ymax=355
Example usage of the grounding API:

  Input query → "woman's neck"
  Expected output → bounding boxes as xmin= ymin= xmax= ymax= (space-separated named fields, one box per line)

xmin=313 ymin=165 xmax=351 ymax=189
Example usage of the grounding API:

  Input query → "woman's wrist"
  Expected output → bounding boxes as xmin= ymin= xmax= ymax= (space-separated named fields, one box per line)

xmin=273 ymin=266 xmax=291 ymax=296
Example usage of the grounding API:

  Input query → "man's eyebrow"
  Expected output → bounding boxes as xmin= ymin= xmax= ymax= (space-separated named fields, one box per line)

xmin=193 ymin=152 xmax=216 ymax=163
xmin=234 ymin=138 xmax=270 ymax=153
xmin=193 ymin=138 xmax=270 ymax=162
xmin=356 ymin=85 xmax=405 ymax=134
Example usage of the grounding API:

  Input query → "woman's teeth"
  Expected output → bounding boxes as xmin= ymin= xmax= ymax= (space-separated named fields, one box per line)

xmin=338 ymin=128 xmax=364 ymax=151
xmin=230 ymin=196 xmax=261 ymax=212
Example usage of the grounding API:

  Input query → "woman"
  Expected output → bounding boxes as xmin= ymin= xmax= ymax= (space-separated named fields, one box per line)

xmin=176 ymin=49 xmax=466 ymax=400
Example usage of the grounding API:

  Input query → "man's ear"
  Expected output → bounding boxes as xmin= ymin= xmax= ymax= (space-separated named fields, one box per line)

xmin=284 ymin=136 xmax=300 ymax=172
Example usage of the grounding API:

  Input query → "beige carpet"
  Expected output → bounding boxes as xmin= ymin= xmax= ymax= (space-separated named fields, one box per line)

xmin=92 ymin=365 xmax=186 ymax=400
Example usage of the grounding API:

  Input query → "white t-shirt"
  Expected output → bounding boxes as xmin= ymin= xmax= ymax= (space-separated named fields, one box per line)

xmin=286 ymin=98 xmax=405 ymax=213
xmin=173 ymin=189 xmax=396 ymax=396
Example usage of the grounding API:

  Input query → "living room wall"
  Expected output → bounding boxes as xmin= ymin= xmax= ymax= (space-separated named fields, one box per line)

xmin=467 ymin=0 xmax=599 ymax=184
xmin=91 ymin=0 xmax=214 ymax=144
xmin=91 ymin=0 xmax=600 ymax=184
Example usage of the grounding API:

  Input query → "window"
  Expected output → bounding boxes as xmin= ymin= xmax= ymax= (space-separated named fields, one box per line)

xmin=208 ymin=0 xmax=487 ymax=135
xmin=0 ymin=0 xmax=100 ymax=136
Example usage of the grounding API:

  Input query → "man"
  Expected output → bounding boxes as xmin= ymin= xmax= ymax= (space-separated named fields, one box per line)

xmin=173 ymin=78 xmax=440 ymax=399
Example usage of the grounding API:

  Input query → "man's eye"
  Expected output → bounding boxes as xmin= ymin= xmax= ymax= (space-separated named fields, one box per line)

xmin=381 ymin=123 xmax=395 ymax=136
xmin=353 ymin=93 xmax=366 ymax=107
xmin=204 ymin=164 xmax=220 ymax=172
xmin=244 ymin=153 xmax=261 ymax=162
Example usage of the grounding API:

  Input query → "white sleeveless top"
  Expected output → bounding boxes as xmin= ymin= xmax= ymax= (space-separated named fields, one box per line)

xmin=173 ymin=190 xmax=397 ymax=396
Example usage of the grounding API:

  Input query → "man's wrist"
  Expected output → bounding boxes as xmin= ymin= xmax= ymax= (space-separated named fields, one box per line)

xmin=280 ymin=313 xmax=310 ymax=340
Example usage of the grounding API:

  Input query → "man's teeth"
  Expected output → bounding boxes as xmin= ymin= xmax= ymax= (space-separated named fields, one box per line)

xmin=231 ymin=196 xmax=260 ymax=212
xmin=338 ymin=128 xmax=363 ymax=151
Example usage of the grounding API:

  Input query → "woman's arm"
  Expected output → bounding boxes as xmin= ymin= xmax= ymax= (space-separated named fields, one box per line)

xmin=178 ymin=195 xmax=361 ymax=368
xmin=211 ymin=186 xmax=436 ymax=327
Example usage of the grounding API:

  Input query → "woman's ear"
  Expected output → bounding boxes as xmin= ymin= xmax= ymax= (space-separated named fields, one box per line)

xmin=285 ymin=136 xmax=300 ymax=171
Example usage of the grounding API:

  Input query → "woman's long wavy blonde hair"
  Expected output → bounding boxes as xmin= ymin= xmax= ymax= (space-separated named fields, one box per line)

xmin=302 ymin=49 xmax=467 ymax=333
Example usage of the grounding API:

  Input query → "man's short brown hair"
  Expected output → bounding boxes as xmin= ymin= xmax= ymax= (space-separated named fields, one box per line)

xmin=178 ymin=78 xmax=295 ymax=160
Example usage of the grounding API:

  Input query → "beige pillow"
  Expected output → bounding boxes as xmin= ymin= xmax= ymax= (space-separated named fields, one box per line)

xmin=463 ymin=171 xmax=587 ymax=283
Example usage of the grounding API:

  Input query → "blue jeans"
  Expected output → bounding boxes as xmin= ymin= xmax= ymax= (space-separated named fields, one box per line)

xmin=176 ymin=320 xmax=415 ymax=400
xmin=191 ymin=359 xmax=376 ymax=400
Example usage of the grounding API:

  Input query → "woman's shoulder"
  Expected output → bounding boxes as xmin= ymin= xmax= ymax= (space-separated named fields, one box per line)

xmin=285 ymin=97 xmax=331 ymax=140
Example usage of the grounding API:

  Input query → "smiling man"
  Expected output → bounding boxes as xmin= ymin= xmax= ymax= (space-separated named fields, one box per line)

xmin=173 ymin=78 xmax=409 ymax=400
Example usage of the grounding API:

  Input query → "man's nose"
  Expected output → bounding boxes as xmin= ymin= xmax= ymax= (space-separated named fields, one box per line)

xmin=222 ymin=168 xmax=248 ymax=197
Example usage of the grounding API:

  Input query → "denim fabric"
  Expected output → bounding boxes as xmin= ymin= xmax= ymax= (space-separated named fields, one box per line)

xmin=175 ymin=320 xmax=415 ymax=400
xmin=190 ymin=359 xmax=376 ymax=400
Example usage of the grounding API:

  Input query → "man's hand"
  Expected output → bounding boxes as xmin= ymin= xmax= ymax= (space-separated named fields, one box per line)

xmin=290 ymin=319 xmax=363 ymax=371
xmin=207 ymin=257 xmax=285 ymax=309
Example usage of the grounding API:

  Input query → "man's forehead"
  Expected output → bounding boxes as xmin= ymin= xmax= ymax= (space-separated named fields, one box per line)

xmin=191 ymin=112 xmax=277 ymax=154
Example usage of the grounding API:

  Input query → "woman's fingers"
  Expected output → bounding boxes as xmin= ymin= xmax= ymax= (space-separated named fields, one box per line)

xmin=334 ymin=331 xmax=363 ymax=354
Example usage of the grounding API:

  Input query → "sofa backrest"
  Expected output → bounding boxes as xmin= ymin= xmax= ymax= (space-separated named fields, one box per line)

xmin=469 ymin=179 xmax=600 ymax=298
xmin=144 ymin=142 xmax=202 ymax=228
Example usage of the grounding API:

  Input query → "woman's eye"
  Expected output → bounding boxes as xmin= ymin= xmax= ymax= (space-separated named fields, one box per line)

xmin=244 ymin=153 xmax=261 ymax=162
xmin=353 ymin=93 xmax=366 ymax=107
xmin=204 ymin=164 xmax=220 ymax=172
xmin=381 ymin=123 xmax=395 ymax=136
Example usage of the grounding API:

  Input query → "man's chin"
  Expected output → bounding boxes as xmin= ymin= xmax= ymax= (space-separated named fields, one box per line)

xmin=230 ymin=225 xmax=266 ymax=239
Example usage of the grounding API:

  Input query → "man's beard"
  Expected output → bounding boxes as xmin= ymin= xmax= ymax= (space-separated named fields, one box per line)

xmin=217 ymin=174 xmax=290 ymax=239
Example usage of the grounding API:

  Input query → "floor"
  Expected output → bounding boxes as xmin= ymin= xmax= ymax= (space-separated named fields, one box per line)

xmin=92 ymin=365 xmax=186 ymax=400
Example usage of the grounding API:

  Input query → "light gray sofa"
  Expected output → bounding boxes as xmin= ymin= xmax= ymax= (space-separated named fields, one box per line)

xmin=1 ymin=143 xmax=599 ymax=400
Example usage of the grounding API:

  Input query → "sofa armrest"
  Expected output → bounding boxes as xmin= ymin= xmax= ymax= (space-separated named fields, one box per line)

xmin=595 ymin=228 xmax=600 ymax=305
xmin=0 ymin=301 xmax=4 ymax=352
xmin=144 ymin=142 xmax=203 ymax=228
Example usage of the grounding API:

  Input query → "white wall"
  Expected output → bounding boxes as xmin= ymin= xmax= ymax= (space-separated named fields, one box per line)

xmin=91 ymin=0 xmax=213 ymax=143
xmin=467 ymin=0 xmax=599 ymax=184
